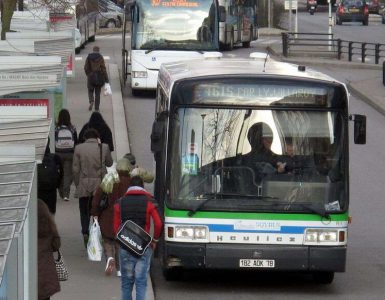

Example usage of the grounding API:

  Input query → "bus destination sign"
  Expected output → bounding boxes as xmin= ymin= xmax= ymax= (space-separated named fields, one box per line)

xmin=193 ymin=83 xmax=329 ymax=106
xmin=151 ymin=0 xmax=199 ymax=7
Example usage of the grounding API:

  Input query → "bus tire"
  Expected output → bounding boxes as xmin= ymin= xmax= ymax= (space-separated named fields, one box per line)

xmin=242 ymin=41 xmax=250 ymax=48
xmin=75 ymin=47 xmax=80 ymax=54
xmin=313 ymin=271 xmax=334 ymax=284
xmin=163 ymin=267 xmax=183 ymax=281
xmin=88 ymin=35 xmax=95 ymax=42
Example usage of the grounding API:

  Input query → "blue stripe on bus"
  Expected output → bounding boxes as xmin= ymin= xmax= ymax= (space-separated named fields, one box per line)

xmin=165 ymin=222 xmax=311 ymax=234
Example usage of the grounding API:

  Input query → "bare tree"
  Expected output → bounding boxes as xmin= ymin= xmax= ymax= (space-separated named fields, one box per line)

xmin=1 ymin=0 xmax=17 ymax=40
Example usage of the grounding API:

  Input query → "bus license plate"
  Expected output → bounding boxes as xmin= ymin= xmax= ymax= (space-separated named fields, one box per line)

xmin=239 ymin=259 xmax=275 ymax=268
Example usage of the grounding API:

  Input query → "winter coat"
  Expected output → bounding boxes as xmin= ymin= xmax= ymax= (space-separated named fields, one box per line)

xmin=84 ymin=52 xmax=109 ymax=87
xmin=38 ymin=199 xmax=61 ymax=300
xmin=78 ymin=122 xmax=114 ymax=152
xmin=91 ymin=175 xmax=131 ymax=239
xmin=37 ymin=153 xmax=63 ymax=214
xmin=72 ymin=138 xmax=113 ymax=198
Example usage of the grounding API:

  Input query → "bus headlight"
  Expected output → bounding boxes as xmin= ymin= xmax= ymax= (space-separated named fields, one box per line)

xmin=304 ymin=229 xmax=342 ymax=245
xmin=174 ymin=226 xmax=208 ymax=240
xmin=132 ymin=71 xmax=147 ymax=78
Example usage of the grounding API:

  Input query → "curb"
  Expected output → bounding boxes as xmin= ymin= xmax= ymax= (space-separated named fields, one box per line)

xmin=109 ymin=63 xmax=131 ymax=159
xmin=266 ymin=46 xmax=383 ymax=70
xmin=347 ymin=81 xmax=385 ymax=116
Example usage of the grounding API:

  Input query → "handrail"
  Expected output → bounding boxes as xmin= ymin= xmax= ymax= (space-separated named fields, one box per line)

xmin=282 ymin=32 xmax=385 ymax=64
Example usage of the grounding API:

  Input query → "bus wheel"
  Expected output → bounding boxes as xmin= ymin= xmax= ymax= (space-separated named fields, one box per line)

xmin=88 ymin=35 xmax=95 ymax=42
xmin=163 ymin=267 xmax=183 ymax=281
xmin=75 ymin=47 xmax=80 ymax=54
xmin=313 ymin=271 xmax=334 ymax=284
xmin=242 ymin=41 xmax=250 ymax=48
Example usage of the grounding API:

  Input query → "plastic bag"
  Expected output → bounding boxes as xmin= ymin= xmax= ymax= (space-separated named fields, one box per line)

xmin=100 ymin=171 xmax=119 ymax=194
xmin=87 ymin=218 xmax=103 ymax=261
xmin=103 ymin=83 xmax=112 ymax=96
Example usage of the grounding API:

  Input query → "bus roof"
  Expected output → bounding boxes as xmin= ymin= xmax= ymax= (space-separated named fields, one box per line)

xmin=158 ymin=53 xmax=343 ymax=96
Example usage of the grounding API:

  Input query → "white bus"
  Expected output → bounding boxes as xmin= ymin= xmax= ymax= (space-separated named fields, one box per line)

xmin=218 ymin=0 xmax=258 ymax=50
xmin=151 ymin=53 xmax=366 ymax=282
xmin=122 ymin=0 xmax=221 ymax=96
xmin=74 ymin=0 xmax=98 ymax=53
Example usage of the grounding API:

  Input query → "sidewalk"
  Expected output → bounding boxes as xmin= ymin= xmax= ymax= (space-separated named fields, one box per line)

xmin=51 ymin=43 xmax=154 ymax=300
xmin=256 ymin=27 xmax=385 ymax=116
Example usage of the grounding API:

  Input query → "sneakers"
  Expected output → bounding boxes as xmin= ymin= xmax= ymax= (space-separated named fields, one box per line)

xmin=105 ymin=257 xmax=115 ymax=276
xmin=116 ymin=270 xmax=121 ymax=277
xmin=64 ymin=197 xmax=69 ymax=201
xmin=88 ymin=101 xmax=94 ymax=111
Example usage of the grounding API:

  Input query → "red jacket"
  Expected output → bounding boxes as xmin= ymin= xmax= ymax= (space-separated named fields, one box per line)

xmin=113 ymin=187 xmax=163 ymax=241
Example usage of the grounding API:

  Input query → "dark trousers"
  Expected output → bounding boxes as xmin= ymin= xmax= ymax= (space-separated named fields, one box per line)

xmin=88 ymin=85 xmax=102 ymax=110
xmin=79 ymin=196 xmax=93 ymax=235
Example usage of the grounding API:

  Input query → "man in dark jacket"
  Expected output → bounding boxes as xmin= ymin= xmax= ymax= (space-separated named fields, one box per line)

xmin=84 ymin=46 xmax=109 ymax=111
xmin=113 ymin=176 xmax=162 ymax=300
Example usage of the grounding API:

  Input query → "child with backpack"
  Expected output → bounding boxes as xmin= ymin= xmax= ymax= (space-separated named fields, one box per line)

xmin=55 ymin=109 xmax=78 ymax=201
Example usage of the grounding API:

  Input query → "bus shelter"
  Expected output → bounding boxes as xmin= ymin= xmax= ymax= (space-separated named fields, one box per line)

xmin=0 ymin=119 xmax=51 ymax=299
xmin=0 ymin=55 xmax=65 ymax=139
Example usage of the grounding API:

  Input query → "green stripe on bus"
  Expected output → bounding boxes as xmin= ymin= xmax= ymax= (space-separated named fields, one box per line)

xmin=164 ymin=207 xmax=349 ymax=221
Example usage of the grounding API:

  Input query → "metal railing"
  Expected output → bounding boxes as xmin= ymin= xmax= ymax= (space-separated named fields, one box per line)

xmin=282 ymin=32 xmax=385 ymax=64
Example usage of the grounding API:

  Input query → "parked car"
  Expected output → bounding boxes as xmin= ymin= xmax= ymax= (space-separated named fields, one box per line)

xmin=380 ymin=4 xmax=385 ymax=23
xmin=367 ymin=0 xmax=380 ymax=13
xmin=98 ymin=1 xmax=123 ymax=28
xmin=336 ymin=0 xmax=369 ymax=25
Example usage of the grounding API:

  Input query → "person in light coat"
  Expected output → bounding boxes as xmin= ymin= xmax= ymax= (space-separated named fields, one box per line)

xmin=73 ymin=128 xmax=113 ymax=247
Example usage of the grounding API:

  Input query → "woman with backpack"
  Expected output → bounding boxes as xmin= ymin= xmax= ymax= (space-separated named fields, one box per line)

xmin=55 ymin=109 xmax=78 ymax=201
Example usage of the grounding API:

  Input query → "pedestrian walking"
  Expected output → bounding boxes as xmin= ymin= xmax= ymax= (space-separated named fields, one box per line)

xmin=113 ymin=175 xmax=162 ymax=300
xmin=73 ymin=128 xmax=113 ymax=247
xmin=37 ymin=141 xmax=63 ymax=215
xmin=91 ymin=157 xmax=133 ymax=277
xmin=84 ymin=45 xmax=109 ymax=111
xmin=38 ymin=199 xmax=61 ymax=300
xmin=78 ymin=111 xmax=114 ymax=152
xmin=55 ymin=108 xmax=78 ymax=201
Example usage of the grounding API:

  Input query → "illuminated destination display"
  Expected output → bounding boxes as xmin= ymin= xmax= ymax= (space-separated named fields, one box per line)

xmin=192 ymin=83 xmax=330 ymax=106
xmin=151 ymin=0 xmax=199 ymax=7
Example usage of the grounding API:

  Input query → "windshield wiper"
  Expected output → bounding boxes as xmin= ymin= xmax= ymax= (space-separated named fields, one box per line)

xmin=187 ymin=194 xmax=217 ymax=217
xmin=288 ymin=203 xmax=330 ymax=219
xmin=187 ymin=193 xmax=278 ymax=217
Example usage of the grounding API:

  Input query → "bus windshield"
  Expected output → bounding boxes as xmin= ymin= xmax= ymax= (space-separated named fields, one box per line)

xmin=132 ymin=0 xmax=218 ymax=51
xmin=168 ymin=107 xmax=347 ymax=215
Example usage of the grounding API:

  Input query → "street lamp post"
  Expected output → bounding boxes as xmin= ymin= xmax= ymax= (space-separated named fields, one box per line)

xmin=200 ymin=114 xmax=206 ymax=168
xmin=328 ymin=0 xmax=333 ymax=51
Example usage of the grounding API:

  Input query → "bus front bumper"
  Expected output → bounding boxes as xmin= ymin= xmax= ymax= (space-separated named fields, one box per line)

xmin=164 ymin=242 xmax=346 ymax=272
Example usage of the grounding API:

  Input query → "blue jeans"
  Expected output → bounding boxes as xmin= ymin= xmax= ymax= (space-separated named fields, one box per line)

xmin=119 ymin=246 xmax=153 ymax=300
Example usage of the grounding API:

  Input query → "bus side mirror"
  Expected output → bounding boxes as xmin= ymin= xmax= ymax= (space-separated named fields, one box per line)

xmin=151 ymin=120 xmax=164 ymax=153
xmin=349 ymin=114 xmax=366 ymax=144
xmin=219 ymin=6 xmax=226 ymax=22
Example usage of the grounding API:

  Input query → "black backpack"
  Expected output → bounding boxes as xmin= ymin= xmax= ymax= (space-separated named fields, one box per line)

xmin=37 ymin=154 xmax=61 ymax=190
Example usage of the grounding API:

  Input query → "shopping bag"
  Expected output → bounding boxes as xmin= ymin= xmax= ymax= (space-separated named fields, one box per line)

xmin=54 ymin=250 xmax=69 ymax=281
xmin=87 ymin=218 xmax=103 ymax=261
xmin=103 ymin=83 xmax=112 ymax=96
